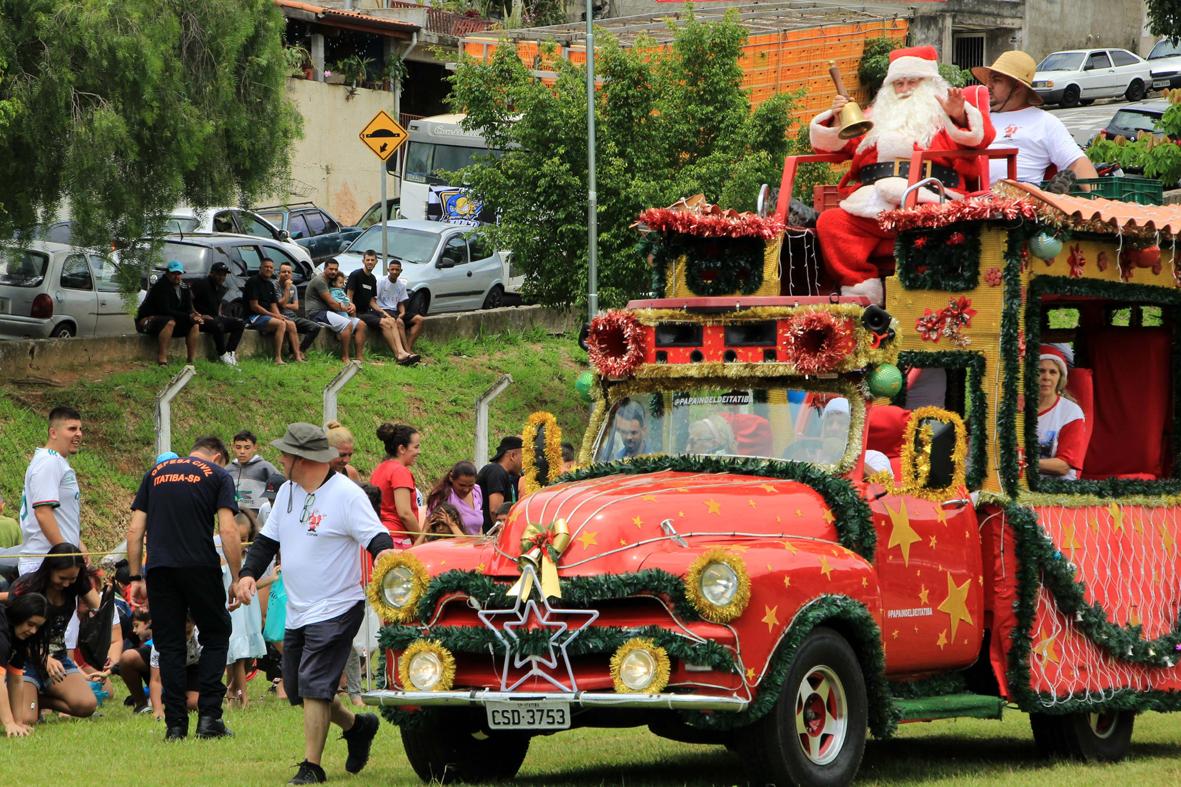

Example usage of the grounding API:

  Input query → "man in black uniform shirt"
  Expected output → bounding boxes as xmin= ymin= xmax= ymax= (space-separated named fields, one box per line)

xmin=190 ymin=261 xmax=245 ymax=366
xmin=125 ymin=436 xmax=242 ymax=741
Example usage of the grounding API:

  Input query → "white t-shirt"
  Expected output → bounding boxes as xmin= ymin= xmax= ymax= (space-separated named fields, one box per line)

xmin=18 ymin=448 xmax=82 ymax=569
xmin=259 ymin=472 xmax=386 ymax=629
xmin=375 ymin=276 xmax=409 ymax=312
xmin=988 ymin=107 xmax=1085 ymax=184
xmin=1037 ymin=395 xmax=1086 ymax=481
xmin=150 ymin=627 xmax=202 ymax=669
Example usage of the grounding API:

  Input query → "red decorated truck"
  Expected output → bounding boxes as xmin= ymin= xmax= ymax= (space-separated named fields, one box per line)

xmin=363 ymin=151 xmax=1181 ymax=784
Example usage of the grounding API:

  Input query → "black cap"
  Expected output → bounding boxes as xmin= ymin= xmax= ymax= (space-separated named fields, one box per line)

xmin=210 ymin=262 xmax=231 ymax=274
xmin=263 ymin=471 xmax=287 ymax=502
xmin=491 ymin=435 xmax=523 ymax=462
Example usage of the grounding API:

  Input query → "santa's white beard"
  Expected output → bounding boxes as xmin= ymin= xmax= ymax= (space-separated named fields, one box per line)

xmin=858 ymin=77 xmax=950 ymax=159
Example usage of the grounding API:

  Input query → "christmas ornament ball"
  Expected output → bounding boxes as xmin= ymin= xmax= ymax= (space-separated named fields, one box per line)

xmin=1028 ymin=232 xmax=1062 ymax=261
xmin=867 ymin=363 xmax=903 ymax=399
xmin=574 ymin=371 xmax=595 ymax=402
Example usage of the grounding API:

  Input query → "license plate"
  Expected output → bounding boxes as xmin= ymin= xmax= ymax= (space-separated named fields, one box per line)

xmin=486 ymin=700 xmax=570 ymax=730
xmin=1154 ymin=79 xmax=1171 ymax=89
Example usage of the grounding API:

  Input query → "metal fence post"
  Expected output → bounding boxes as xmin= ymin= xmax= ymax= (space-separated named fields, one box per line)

xmin=155 ymin=365 xmax=196 ymax=457
xmin=474 ymin=374 xmax=513 ymax=467
xmin=323 ymin=360 xmax=363 ymax=426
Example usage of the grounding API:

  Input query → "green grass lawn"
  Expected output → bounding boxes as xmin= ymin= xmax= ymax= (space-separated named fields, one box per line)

xmin=0 ymin=329 xmax=590 ymax=550
xmin=6 ymin=676 xmax=1181 ymax=785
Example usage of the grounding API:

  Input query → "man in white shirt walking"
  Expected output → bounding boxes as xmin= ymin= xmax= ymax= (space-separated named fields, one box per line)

xmin=977 ymin=50 xmax=1100 ymax=186
xmin=237 ymin=423 xmax=396 ymax=784
xmin=18 ymin=406 xmax=84 ymax=574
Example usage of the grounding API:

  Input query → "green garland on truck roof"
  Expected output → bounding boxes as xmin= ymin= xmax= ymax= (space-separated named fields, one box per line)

xmin=895 ymin=350 xmax=988 ymax=490
xmin=896 ymin=223 xmax=982 ymax=291
xmin=681 ymin=594 xmax=897 ymax=738
xmin=556 ymin=454 xmax=877 ymax=560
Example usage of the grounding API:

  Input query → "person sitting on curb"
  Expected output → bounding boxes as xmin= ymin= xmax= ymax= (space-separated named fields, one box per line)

xmin=136 ymin=260 xmax=200 ymax=366
xmin=305 ymin=259 xmax=366 ymax=364
xmin=374 ymin=259 xmax=423 ymax=366
xmin=275 ymin=261 xmax=322 ymax=354
xmin=977 ymin=50 xmax=1099 ymax=186
xmin=243 ymin=258 xmax=301 ymax=365
xmin=189 ymin=261 xmax=244 ymax=367
xmin=347 ymin=250 xmax=418 ymax=365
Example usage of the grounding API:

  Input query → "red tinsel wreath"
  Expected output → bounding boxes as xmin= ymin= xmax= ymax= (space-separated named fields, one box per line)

xmin=586 ymin=311 xmax=647 ymax=379
xmin=784 ymin=312 xmax=856 ymax=375
xmin=636 ymin=206 xmax=785 ymax=240
xmin=878 ymin=194 xmax=1040 ymax=233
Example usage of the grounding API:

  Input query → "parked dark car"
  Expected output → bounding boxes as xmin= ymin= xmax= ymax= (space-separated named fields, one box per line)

xmin=136 ymin=233 xmax=313 ymax=319
xmin=1148 ymin=37 xmax=1181 ymax=89
xmin=1099 ymin=100 xmax=1172 ymax=140
xmin=254 ymin=203 xmax=363 ymax=263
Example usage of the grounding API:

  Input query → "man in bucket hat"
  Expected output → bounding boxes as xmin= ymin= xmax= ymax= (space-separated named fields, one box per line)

xmin=237 ymin=423 xmax=395 ymax=784
xmin=975 ymin=51 xmax=1098 ymax=185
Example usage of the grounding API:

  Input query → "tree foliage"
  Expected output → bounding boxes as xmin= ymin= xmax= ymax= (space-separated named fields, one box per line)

xmin=1147 ymin=0 xmax=1181 ymax=39
xmin=447 ymin=12 xmax=801 ymax=308
xmin=0 ymin=0 xmax=301 ymax=253
xmin=858 ymin=36 xmax=969 ymax=101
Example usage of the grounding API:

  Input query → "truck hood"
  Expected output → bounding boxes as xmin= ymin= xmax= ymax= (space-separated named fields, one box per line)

xmin=486 ymin=469 xmax=839 ymax=576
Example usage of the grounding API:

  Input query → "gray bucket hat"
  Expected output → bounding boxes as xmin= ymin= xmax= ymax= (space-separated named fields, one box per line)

xmin=271 ymin=422 xmax=339 ymax=463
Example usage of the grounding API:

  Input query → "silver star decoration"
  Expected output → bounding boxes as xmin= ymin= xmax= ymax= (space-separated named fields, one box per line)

xmin=477 ymin=565 xmax=599 ymax=692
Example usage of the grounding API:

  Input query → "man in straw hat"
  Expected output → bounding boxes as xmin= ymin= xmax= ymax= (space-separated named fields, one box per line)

xmin=974 ymin=51 xmax=1098 ymax=186
xmin=237 ymin=423 xmax=395 ymax=784
xmin=811 ymin=46 xmax=995 ymax=306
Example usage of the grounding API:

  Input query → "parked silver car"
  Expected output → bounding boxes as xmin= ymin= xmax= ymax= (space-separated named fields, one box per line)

xmin=166 ymin=207 xmax=315 ymax=267
xmin=0 ymin=241 xmax=130 ymax=338
xmin=1033 ymin=48 xmax=1153 ymax=107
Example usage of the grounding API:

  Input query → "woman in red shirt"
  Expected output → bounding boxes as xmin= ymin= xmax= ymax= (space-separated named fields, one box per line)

xmin=369 ymin=423 xmax=421 ymax=548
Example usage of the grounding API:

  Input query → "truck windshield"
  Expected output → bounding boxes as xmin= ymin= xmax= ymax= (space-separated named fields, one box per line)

xmin=594 ymin=387 xmax=853 ymax=467
xmin=403 ymin=141 xmax=503 ymax=185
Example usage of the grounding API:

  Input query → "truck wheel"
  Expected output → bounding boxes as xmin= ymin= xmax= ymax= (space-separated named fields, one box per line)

xmin=1061 ymin=85 xmax=1081 ymax=108
xmin=739 ymin=627 xmax=868 ymax=786
xmin=1030 ymin=710 xmax=1134 ymax=762
xmin=400 ymin=710 xmax=530 ymax=783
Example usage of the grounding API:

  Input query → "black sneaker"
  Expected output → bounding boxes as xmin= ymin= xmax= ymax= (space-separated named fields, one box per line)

xmin=165 ymin=726 xmax=187 ymax=741
xmin=341 ymin=713 xmax=379 ymax=774
xmin=289 ymin=760 xmax=327 ymax=784
xmin=195 ymin=715 xmax=233 ymax=739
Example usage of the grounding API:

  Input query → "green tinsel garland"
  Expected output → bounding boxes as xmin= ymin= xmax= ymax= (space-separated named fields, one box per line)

xmin=413 ymin=568 xmax=702 ymax=625
xmin=896 ymin=223 xmax=982 ymax=292
xmin=1021 ymin=274 xmax=1181 ymax=497
xmin=896 ymin=350 xmax=988 ymax=490
xmin=681 ymin=595 xmax=897 ymax=738
xmin=997 ymin=226 xmax=1034 ymax=494
xmin=649 ymin=233 xmax=766 ymax=297
xmin=555 ymin=454 xmax=877 ymax=560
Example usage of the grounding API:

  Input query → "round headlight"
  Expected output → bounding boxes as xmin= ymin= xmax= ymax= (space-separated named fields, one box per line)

xmin=407 ymin=651 xmax=443 ymax=691
xmin=382 ymin=566 xmax=416 ymax=608
xmin=618 ymin=648 xmax=658 ymax=691
xmin=700 ymin=561 xmax=739 ymax=607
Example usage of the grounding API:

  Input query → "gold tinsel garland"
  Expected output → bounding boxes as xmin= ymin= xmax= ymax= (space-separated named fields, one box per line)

xmin=521 ymin=411 xmax=564 ymax=496
xmin=609 ymin=638 xmax=672 ymax=694
xmin=898 ymin=406 xmax=968 ymax=501
xmin=366 ymin=551 xmax=430 ymax=624
xmin=683 ymin=549 xmax=752 ymax=623
xmin=397 ymin=640 xmax=456 ymax=692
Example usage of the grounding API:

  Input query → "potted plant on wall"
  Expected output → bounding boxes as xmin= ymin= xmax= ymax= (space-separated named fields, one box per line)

xmin=380 ymin=56 xmax=408 ymax=92
xmin=334 ymin=55 xmax=374 ymax=97
xmin=283 ymin=45 xmax=314 ymax=79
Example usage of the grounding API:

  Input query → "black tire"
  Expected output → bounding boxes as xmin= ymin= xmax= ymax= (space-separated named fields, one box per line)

xmin=1061 ymin=85 xmax=1081 ymax=108
xmin=408 ymin=289 xmax=430 ymax=318
xmin=482 ymin=284 xmax=505 ymax=310
xmin=223 ymin=299 xmax=245 ymax=320
xmin=738 ymin=627 xmax=868 ymax=786
xmin=52 ymin=322 xmax=77 ymax=339
xmin=400 ymin=710 xmax=530 ymax=783
xmin=1030 ymin=710 xmax=1134 ymax=762
xmin=1078 ymin=98 xmax=1095 ymax=106
xmin=1126 ymin=80 xmax=1146 ymax=102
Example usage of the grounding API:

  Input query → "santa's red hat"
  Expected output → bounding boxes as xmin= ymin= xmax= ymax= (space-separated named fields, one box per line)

xmin=885 ymin=46 xmax=941 ymax=85
xmin=1038 ymin=344 xmax=1069 ymax=382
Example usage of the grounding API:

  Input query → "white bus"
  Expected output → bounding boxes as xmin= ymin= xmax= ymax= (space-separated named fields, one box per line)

xmin=390 ymin=113 xmax=502 ymax=221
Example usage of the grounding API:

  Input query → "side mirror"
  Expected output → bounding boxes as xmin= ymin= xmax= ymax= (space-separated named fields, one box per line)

xmin=437 ymin=257 xmax=456 ymax=269
xmin=900 ymin=408 xmax=967 ymax=494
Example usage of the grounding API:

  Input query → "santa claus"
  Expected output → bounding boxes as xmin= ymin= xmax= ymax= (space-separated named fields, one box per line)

xmin=810 ymin=46 xmax=995 ymax=305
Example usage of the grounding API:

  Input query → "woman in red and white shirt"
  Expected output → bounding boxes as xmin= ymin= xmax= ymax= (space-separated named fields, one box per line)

xmin=1037 ymin=345 xmax=1085 ymax=480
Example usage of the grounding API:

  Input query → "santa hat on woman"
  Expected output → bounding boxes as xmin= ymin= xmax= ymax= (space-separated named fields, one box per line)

xmin=1038 ymin=344 xmax=1070 ymax=382
xmin=884 ymin=46 xmax=941 ymax=85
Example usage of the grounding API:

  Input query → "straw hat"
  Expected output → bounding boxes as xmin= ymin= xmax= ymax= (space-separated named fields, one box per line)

xmin=972 ymin=51 xmax=1043 ymax=106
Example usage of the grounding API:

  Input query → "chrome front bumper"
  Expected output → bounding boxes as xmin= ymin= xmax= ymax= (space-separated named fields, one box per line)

xmin=362 ymin=689 xmax=748 ymax=712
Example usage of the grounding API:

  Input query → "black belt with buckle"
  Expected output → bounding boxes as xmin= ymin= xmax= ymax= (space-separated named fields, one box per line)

xmin=859 ymin=160 xmax=959 ymax=189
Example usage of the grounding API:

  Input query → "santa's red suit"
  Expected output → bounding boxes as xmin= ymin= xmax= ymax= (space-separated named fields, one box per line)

xmin=810 ymin=46 xmax=995 ymax=303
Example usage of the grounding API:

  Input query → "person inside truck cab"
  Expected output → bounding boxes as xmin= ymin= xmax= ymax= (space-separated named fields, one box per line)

xmin=974 ymin=51 xmax=1098 ymax=186
xmin=612 ymin=400 xmax=650 ymax=460
xmin=686 ymin=416 xmax=736 ymax=456
xmin=1036 ymin=345 xmax=1086 ymax=480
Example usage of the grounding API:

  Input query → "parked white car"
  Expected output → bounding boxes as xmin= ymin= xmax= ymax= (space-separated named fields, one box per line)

xmin=1032 ymin=48 xmax=1152 ymax=107
xmin=0 ymin=241 xmax=131 ymax=339
xmin=166 ymin=207 xmax=314 ymax=267
xmin=335 ymin=220 xmax=516 ymax=315
xmin=1147 ymin=38 xmax=1181 ymax=90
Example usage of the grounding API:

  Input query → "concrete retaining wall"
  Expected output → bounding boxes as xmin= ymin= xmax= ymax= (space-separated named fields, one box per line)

xmin=0 ymin=306 xmax=580 ymax=379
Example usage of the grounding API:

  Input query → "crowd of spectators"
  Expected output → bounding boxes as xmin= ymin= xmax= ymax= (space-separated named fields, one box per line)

xmin=135 ymin=251 xmax=425 ymax=367
xmin=0 ymin=404 xmax=576 ymax=753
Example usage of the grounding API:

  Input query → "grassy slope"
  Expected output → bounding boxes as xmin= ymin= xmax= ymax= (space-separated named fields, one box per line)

xmin=6 ymin=677 xmax=1181 ymax=785
xmin=0 ymin=330 xmax=589 ymax=549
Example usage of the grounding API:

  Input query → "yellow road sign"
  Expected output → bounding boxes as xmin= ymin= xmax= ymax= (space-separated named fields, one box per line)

xmin=359 ymin=110 xmax=408 ymax=161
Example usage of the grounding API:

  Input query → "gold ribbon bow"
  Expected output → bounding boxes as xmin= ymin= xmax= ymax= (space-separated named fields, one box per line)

xmin=507 ymin=518 xmax=570 ymax=601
